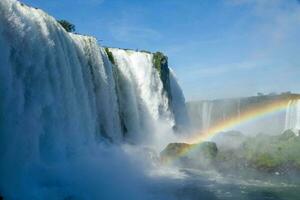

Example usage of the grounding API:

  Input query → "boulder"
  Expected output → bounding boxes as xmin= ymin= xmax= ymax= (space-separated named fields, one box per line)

xmin=160 ymin=142 xmax=218 ymax=168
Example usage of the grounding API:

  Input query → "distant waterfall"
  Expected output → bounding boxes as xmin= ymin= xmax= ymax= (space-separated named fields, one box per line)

xmin=237 ymin=99 xmax=241 ymax=119
xmin=285 ymin=99 xmax=300 ymax=135
xmin=188 ymin=96 xmax=294 ymax=135
xmin=201 ymin=101 xmax=213 ymax=131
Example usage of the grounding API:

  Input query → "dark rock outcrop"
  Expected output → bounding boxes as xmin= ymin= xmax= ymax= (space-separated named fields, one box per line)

xmin=160 ymin=142 xmax=218 ymax=168
xmin=153 ymin=52 xmax=172 ymax=109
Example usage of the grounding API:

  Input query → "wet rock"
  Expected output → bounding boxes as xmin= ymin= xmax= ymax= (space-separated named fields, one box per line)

xmin=160 ymin=142 xmax=218 ymax=168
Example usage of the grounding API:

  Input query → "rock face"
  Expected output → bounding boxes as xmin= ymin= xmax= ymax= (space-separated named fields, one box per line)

xmin=160 ymin=142 xmax=218 ymax=168
xmin=160 ymin=143 xmax=192 ymax=159
xmin=153 ymin=52 xmax=171 ymax=103
xmin=152 ymin=52 xmax=189 ymax=131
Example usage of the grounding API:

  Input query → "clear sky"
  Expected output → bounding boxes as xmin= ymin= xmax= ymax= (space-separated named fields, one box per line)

xmin=21 ymin=0 xmax=300 ymax=101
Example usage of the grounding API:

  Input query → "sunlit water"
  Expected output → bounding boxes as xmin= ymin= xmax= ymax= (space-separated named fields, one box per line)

xmin=149 ymin=167 xmax=300 ymax=200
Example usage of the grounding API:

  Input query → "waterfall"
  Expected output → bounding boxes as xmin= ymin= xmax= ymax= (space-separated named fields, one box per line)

xmin=0 ymin=0 xmax=189 ymax=198
xmin=108 ymin=48 xmax=175 ymax=142
xmin=0 ymin=0 xmax=188 ymax=146
xmin=169 ymin=69 xmax=189 ymax=131
xmin=237 ymin=99 xmax=241 ymax=119
xmin=201 ymin=101 xmax=213 ymax=131
xmin=188 ymin=97 xmax=294 ymax=135
xmin=285 ymin=99 xmax=300 ymax=135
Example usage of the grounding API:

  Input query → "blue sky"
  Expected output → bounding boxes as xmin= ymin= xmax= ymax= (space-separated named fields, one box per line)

xmin=21 ymin=0 xmax=300 ymax=100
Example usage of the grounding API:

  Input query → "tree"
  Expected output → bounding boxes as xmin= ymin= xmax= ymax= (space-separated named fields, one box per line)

xmin=57 ymin=20 xmax=75 ymax=32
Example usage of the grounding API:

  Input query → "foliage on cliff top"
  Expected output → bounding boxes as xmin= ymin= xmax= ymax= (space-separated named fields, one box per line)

xmin=153 ymin=52 xmax=168 ymax=75
xmin=152 ymin=51 xmax=172 ymax=106
xmin=104 ymin=48 xmax=115 ymax=65
xmin=57 ymin=20 xmax=75 ymax=32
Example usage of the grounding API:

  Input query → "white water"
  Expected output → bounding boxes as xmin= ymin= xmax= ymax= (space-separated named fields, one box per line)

xmin=201 ymin=101 xmax=214 ymax=131
xmin=186 ymin=101 xmax=213 ymax=132
xmin=0 ymin=0 xmax=188 ymax=199
xmin=109 ymin=48 xmax=174 ymax=143
xmin=285 ymin=99 xmax=300 ymax=135
xmin=169 ymin=69 xmax=189 ymax=131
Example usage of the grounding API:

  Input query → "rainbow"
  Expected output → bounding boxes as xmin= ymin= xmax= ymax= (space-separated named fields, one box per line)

xmin=186 ymin=99 xmax=290 ymax=143
xmin=166 ymin=98 xmax=291 ymax=163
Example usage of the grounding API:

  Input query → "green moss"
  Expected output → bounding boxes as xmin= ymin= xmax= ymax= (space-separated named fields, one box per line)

xmin=104 ymin=48 xmax=115 ymax=65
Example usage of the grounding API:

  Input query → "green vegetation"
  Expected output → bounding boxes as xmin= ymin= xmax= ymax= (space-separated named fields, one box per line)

xmin=161 ymin=130 xmax=300 ymax=173
xmin=152 ymin=52 xmax=173 ymax=109
xmin=153 ymin=52 xmax=167 ymax=75
xmin=57 ymin=20 xmax=75 ymax=32
xmin=215 ymin=130 xmax=300 ymax=172
xmin=252 ymin=153 xmax=281 ymax=170
xmin=104 ymin=48 xmax=115 ymax=65
xmin=242 ymin=130 xmax=300 ymax=171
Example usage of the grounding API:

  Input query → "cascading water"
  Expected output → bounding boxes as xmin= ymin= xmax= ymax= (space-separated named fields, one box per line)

xmin=108 ymin=48 xmax=175 ymax=143
xmin=186 ymin=101 xmax=213 ymax=132
xmin=0 ymin=1 xmax=125 ymax=197
xmin=169 ymin=69 xmax=189 ymax=131
xmin=0 ymin=0 xmax=189 ymax=198
xmin=237 ymin=99 xmax=241 ymax=118
xmin=71 ymin=35 xmax=123 ymax=142
xmin=201 ymin=101 xmax=213 ymax=131
xmin=285 ymin=99 xmax=300 ymax=135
